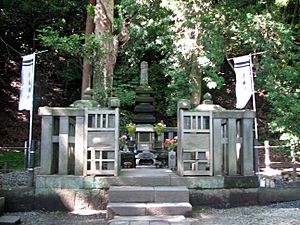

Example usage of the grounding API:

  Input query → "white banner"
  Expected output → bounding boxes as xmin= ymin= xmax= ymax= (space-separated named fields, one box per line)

xmin=19 ymin=53 xmax=36 ymax=111
xmin=233 ymin=55 xmax=253 ymax=109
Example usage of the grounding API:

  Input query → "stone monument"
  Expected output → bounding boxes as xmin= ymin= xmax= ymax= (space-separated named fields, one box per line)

xmin=134 ymin=61 xmax=155 ymax=124
xmin=133 ymin=62 xmax=157 ymax=167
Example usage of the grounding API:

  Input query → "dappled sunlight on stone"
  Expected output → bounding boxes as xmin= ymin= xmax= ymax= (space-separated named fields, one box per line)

xmin=70 ymin=209 xmax=106 ymax=216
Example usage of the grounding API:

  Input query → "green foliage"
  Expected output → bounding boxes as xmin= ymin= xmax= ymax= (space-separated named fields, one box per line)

xmin=86 ymin=3 xmax=95 ymax=16
xmin=37 ymin=27 xmax=107 ymax=63
xmin=1 ymin=0 xmax=299 ymax=149
xmin=0 ymin=151 xmax=24 ymax=170
xmin=119 ymin=110 xmax=135 ymax=135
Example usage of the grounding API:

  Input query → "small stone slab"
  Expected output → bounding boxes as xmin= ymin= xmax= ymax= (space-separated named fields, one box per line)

xmin=109 ymin=186 xmax=155 ymax=203
xmin=0 ymin=215 xmax=21 ymax=225
xmin=106 ymin=203 xmax=147 ymax=220
xmin=108 ymin=216 xmax=190 ymax=225
xmin=146 ymin=203 xmax=192 ymax=216
xmin=154 ymin=186 xmax=189 ymax=203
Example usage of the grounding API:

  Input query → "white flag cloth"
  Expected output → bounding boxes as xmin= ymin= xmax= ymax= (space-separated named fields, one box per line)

xmin=233 ymin=55 xmax=253 ymax=109
xmin=19 ymin=53 xmax=36 ymax=110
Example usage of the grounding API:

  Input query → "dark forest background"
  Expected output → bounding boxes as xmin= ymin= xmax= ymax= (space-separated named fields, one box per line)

xmin=0 ymin=0 xmax=299 ymax=154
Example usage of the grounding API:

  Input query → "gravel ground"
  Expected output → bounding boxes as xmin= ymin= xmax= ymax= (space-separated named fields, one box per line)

xmin=188 ymin=201 xmax=300 ymax=225
xmin=6 ymin=201 xmax=300 ymax=225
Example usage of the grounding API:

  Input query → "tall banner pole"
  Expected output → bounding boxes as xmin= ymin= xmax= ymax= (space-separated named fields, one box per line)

xmin=249 ymin=53 xmax=259 ymax=140
xmin=28 ymin=53 xmax=36 ymax=155
xmin=19 ymin=53 xmax=36 ymax=169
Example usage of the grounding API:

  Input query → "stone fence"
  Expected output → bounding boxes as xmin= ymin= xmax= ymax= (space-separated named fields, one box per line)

xmin=177 ymin=99 xmax=257 ymax=177
xmin=38 ymin=106 xmax=119 ymax=176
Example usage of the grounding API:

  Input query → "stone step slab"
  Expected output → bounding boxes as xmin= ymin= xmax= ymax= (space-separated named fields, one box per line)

xmin=109 ymin=186 xmax=189 ymax=203
xmin=106 ymin=202 xmax=192 ymax=220
xmin=108 ymin=215 xmax=190 ymax=225
xmin=0 ymin=216 xmax=21 ymax=225
xmin=155 ymin=187 xmax=189 ymax=203
xmin=109 ymin=186 xmax=155 ymax=203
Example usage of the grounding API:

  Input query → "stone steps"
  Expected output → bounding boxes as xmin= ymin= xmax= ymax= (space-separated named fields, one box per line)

xmin=109 ymin=186 xmax=189 ymax=203
xmin=106 ymin=186 xmax=192 ymax=220
xmin=107 ymin=202 xmax=192 ymax=218
xmin=108 ymin=215 xmax=190 ymax=225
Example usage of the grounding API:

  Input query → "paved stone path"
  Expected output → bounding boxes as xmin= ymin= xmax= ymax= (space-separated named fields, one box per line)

xmin=108 ymin=216 xmax=190 ymax=225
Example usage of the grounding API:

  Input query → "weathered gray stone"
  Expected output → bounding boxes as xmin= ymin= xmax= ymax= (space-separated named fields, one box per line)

xmin=74 ymin=116 xmax=84 ymax=175
xmin=146 ymin=203 xmax=192 ymax=216
xmin=44 ymin=175 xmax=62 ymax=188
xmin=213 ymin=118 xmax=223 ymax=176
xmin=154 ymin=187 xmax=189 ymax=203
xmin=108 ymin=216 xmax=190 ymax=225
xmin=171 ymin=177 xmax=224 ymax=189
xmin=190 ymin=188 xmax=260 ymax=208
xmin=0 ymin=215 xmax=21 ymax=225
xmin=108 ymin=97 xmax=120 ymax=108
xmin=189 ymin=189 xmax=230 ymax=208
xmin=83 ymin=176 xmax=110 ymax=189
xmin=140 ymin=61 xmax=149 ymax=86
xmin=177 ymin=100 xmax=191 ymax=110
xmin=241 ymin=117 xmax=254 ymax=176
xmin=60 ymin=176 xmax=84 ymax=189
xmin=109 ymin=221 xmax=129 ymax=225
xmin=39 ymin=116 xmax=53 ymax=175
xmin=107 ymin=202 xmax=192 ymax=219
xmin=113 ymin=177 xmax=172 ymax=187
xmin=227 ymin=118 xmax=237 ymax=176
xmin=229 ymin=188 xmax=258 ymax=207
xmin=131 ymin=221 xmax=149 ymax=225
xmin=74 ymin=189 xmax=107 ymax=210
xmin=107 ymin=203 xmax=147 ymax=219
xmin=58 ymin=116 xmax=69 ymax=175
xmin=258 ymin=187 xmax=300 ymax=204
xmin=38 ymin=107 xmax=85 ymax=116
xmin=109 ymin=186 xmax=155 ymax=203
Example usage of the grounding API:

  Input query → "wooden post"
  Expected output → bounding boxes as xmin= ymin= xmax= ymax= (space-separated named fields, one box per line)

xmin=264 ymin=140 xmax=271 ymax=170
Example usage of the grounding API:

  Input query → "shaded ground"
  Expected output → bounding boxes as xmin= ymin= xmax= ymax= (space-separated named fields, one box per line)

xmin=5 ymin=201 xmax=300 ymax=225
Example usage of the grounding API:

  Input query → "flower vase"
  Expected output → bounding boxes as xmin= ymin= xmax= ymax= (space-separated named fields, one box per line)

xmin=157 ymin=134 xmax=163 ymax=142
xmin=168 ymin=149 xmax=176 ymax=170
xmin=128 ymin=137 xmax=135 ymax=152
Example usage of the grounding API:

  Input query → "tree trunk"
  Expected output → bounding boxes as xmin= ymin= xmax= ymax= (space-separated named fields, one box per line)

xmin=93 ymin=0 xmax=115 ymax=98
xmin=81 ymin=0 xmax=95 ymax=99
xmin=92 ymin=0 xmax=131 ymax=103
xmin=190 ymin=54 xmax=202 ymax=106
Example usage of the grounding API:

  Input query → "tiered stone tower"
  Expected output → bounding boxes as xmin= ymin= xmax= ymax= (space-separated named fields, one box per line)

xmin=134 ymin=61 xmax=155 ymax=124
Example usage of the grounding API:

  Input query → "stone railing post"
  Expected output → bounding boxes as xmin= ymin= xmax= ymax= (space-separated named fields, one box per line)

xmin=58 ymin=116 xmax=69 ymax=175
xmin=75 ymin=116 xmax=85 ymax=175
xmin=39 ymin=113 xmax=53 ymax=175
xmin=213 ymin=118 xmax=223 ymax=176
xmin=241 ymin=110 xmax=255 ymax=176
xmin=177 ymin=99 xmax=191 ymax=176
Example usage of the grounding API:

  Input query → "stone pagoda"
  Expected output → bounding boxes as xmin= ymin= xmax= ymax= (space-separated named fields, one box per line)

xmin=134 ymin=61 xmax=155 ymax=124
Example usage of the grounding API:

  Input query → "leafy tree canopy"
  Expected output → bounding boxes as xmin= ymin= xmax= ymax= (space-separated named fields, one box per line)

xmin=1 ymin=0 xmax=299 ymax=149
